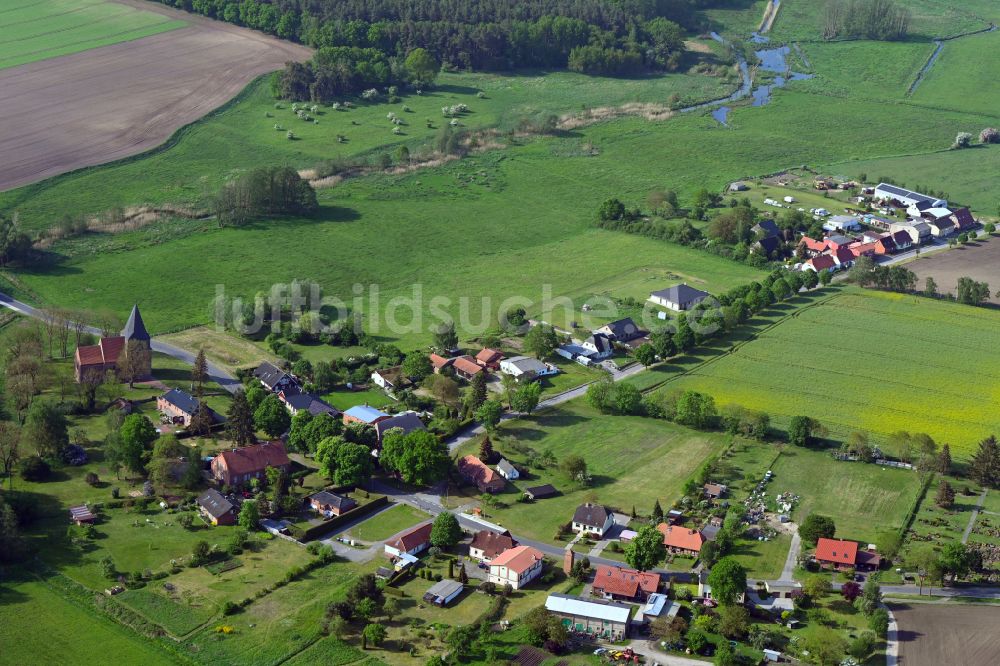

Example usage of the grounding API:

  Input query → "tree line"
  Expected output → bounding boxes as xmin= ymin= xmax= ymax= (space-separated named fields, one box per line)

xmin=822 ymin=0 xmax=910 ymax=41
xmin=213 ymin=166 xmax=318 ymax=226
xmin=156 ymin=0 xmax=701 ymax=85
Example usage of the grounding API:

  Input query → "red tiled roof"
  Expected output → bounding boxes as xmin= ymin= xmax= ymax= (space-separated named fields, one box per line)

xmin=476 ymin=348 xmax=504 ymax=365
xmin=458 ymin=455 xmax=502 ymax=487
xmin=490 ymin=545 xmax=544 ymax=574
xmin=656 ymin=524 xmax=705 ymax=552
xmin=833 ymin=246 xmax=855 ymax=264
xmin=430 ymin=353 xmax=453 ymax=369
xmin=815 ymin=538 xmax=858 ymax=565
xmin=800 ymin=236 xmax=828 ymax=253
xmin=216 ymin=442 xmax=290 ymax=477
xmin=76 ymin=336 xmax=125 ymax=367
xmin=470 ymin=530 xmax=516 ymax=559
xmin=809 ymin=255 xmax=837 ymax=271
xmin=452 ymin=355 xmax=484 ymax=376
xmin=390 ymin=522 xmax=432 ymax=552
xmin=592 ymin=565 xmax=659 ymax=598
xmin=849 ymin=241 xmax=878 ymax=258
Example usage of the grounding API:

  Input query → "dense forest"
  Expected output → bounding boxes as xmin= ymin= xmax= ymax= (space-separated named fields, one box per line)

xmin=154 ymin=1 xmax=743 ymax=99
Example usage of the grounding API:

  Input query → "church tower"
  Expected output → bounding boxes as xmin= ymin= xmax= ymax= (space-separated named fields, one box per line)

xmin=121 ymin=304 xmax=152 ymax=377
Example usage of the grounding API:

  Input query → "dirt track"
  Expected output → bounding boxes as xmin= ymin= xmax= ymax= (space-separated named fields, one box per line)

xmin=0 ymin=0 xmax=310 ymax=192
xmin=891 ymin=602 xmax=1000 ymax=666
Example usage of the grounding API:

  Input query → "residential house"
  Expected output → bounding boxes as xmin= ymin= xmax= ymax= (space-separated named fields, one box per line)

xmin=952 ymin=207 xmax=976 ymax=232
xmin=458 ymin=455 xmax=505 ymax=493
xmin=831 ymin=245 xmax=856 ymax=269
xmin=544 ymin=593 xmax=631 ymax=641
xmin=385 ymin=523 xmax=433 ymax=557
xmin=342 ymin=405 xmax=390 ymax=426
xmin=698 ymin=568 xmax=746 ymax=603
xmin=197 ymin=489 xmax=236 ymax=526
xmin=861 ymin=230 xmax=885 ymax=244
xmin=371 ymin=366 xmax=411 ymax=392
xmin=254 ymin=361 xmax=299 ymax=393
xmin=648 ymin=284 xmax=711 ymax=312
xmin=799 ymin=236 xmax=829 ymax=257
xmin=499 ymin=356 xmax=556 ymax=382
xmin=469 ymin=530 xmax=517 ymax=563
xmin=752 ymin=219 xmax=780 ymax=238
xmin=703 ymin=483 xmax=728 ymax=499
xmin=211 ymin=441 xmax=291 ymax=487
xmin=926 ymin=218 xmax=955 ymax=237
xmin=752 ymin=235 xmax=783 ymax=258
xmin=488 ymin=545 xmax=545 ymax=590
xmin=657 ymin=524 xmax=705 ymax=555
xmin=891 ymin=229 xmax=914 ymax=251
xmin=74 ymin=305 xmax=151 ymax=383
xmin=475 ymin=348 xmax=504 ymax=370
xmin=825 ymin=234 xmax=855 ymax=251
xmin=496 ymin=458 xmax=519 ymax=480
xmin=524 ymin=484 xmax=558 ymax=500
xmin=849 ymin=241 xmax=879 ymax=259
xmin=875 ymin=235 xmax=898 ymax=255
xmin=595 ymin=318 xmax=646 ymax=344
xmin=424 ymin=579 xmax=463 ymax=606
xmin=803 ymin=254 xmax=837 ymax=273
xmin=374 ymin=411 xmax=426 ymax=443
xmin=157 ymin=388 xmax=222 ymax=427
xmin=889 ymin=221 xmax=929 ymax=246
xmin=581 ymin=334 xmax=614 ymax=360
xmin=814 ymin=538 xmax=881 ymax=571
xmin=823 ymin=215 xmax=861 ymax=232
xmin=591 ymin=565 xmax=659 ymax=602
xmin=308 ymin=491 xmax=356 ymax=517
xmin=874 ymin=183 xmax=946 ymax=209
xmin=279 ymin=391 xmax=339 ymax=418
xmin=451 ymin=355 xmax=485 ymax=381
xmin=571 ymin=503 xmax=615 ymax=538
xmin=430 ymin=353 xmax=454 ymax=374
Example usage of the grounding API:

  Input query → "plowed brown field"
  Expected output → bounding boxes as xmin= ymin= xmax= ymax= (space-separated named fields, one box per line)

xmin=0 ymin=0 xmax=309 ymax=192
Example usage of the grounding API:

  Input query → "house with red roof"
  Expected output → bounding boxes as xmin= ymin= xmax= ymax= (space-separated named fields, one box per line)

xmin=488 ymin=545 xmax=545 ymax=590
xmin=211 ymin=441 xmax=291 ymax=487
xmin=475 ymin=348 xmax=504 ymax=370
xmin=385 ymin=522 xmax=433 ymax=557
xmin=592 ymin=565 xmax=660 ymax=602
xmin=74 ymin=305 xmax=151 ymax=383
xmin=831 ymin=245 xmax=856 ymax=268
xmin=814 ymin=538 xmax=881 ymax=571
xmin=804 ymin=254 xmax=837 ymax=273
xmin=451 ymin=355 xmax=485 ymax=381
xmin=469 ymin=530 xmax=517 ymax=563
xmin=458 ymin=455 xmax=505 ymax=493
xmin=798 ymin=236 xmax=828 ymax=257
xmin=656 ymin=524 xmax=705 ymax=555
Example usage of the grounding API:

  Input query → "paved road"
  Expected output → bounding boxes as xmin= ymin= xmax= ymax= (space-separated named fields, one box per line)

xmin=0 ymin=292 xmax=241 ymax=394
xmin=961 ymin=489 xmax=988 ymax=544
xmin=776 ymin=524 xmax=801 ymax=582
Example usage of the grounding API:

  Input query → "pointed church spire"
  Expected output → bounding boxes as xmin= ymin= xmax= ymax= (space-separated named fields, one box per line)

xmin=121 ymin=304 xmax=150 ymax=342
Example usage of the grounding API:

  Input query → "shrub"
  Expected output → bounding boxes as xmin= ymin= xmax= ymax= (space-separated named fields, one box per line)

xmin=19 ymin=456 xmax=50 ymax=482
xmin=952 ymin=132 xmax=973 ymax=149
xmin=85 ymin=472 xmax=100 ymax=486
xmin=980 ymin=128 xmax=999 ymax=144
xmin=222 ymin=601 xmax=240 ymax=616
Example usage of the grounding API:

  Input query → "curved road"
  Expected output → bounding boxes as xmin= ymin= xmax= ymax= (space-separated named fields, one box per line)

xmin=0 ymin=292 xmax=241 ymax=393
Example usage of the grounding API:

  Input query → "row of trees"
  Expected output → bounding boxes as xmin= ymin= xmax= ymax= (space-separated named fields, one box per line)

xmin=822 ymin=0 xmax=910 ymax=41
xmin=214 ymin=166 xmax=318 ymax=226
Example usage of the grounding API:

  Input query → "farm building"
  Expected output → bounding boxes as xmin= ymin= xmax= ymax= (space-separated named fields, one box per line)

xmin=595 ymin=318 xmax=646 ymax=344
xmin=571 ymin=503 xmax=615 ymax=537
xmin=308 ymin=491 xmax=356 ymax=517
xmin=211 ymin=441 xmax=291 ymax=487
xmin=648 ymin=284 xmax=711 ymax=311
xmin=823 ymin=215 xmax=861 ymax=232
xmin=873 ymin=183 xmax=947 ymax=209
xmin=458 ymin=455 xmax=505 ymax=493
xmin=499 ymin=356 xmax=557 ymax=382
xmin=254 ymin=361 xmax=298 ymax=393
xmin=656 ymin=524 xmax=705 ymax=555
xmin=524 ymin=484 xmax=558 ymax=500
xmin=469 ymin=530 xmax=516 ymax=562
xmin=591 ymin=565 xmax=660 ymax=602
xmin=544 ymin=593 xmax=631 ymax=640
xmin=74 ymin=305 xmax=151 ymax=383
xmin=197 ymin=489 xmax=235 ymax=526
xmin=424 ymin=579 xmax=463 ymax=606
xmin=342 ymin=404 xmax=390 ymax=425
xmin=475 ymin=348 xmax=504 ymax=369
xmin=489 ymin=545 xmax=545 ymax=590
xmin=374 ymin=411 xmax=426 ymax=443
xmin=157 ymin=388 xmax=222 ymax=427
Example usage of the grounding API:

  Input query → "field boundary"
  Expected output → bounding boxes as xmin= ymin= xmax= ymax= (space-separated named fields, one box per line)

xmin=897 ymin=472 xmax=935 ymax=542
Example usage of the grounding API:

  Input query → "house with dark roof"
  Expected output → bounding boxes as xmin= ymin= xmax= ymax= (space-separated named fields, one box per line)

xmin=571 ymin=503 xmax=614 ymax=537
xmin=592 ymin=565 xmax=660 ymax=602
xmin=74 ymin=305 xmax=151 ymax=383
xmin=875 ymin=235 xmax=898 ymax=255
xmin=524 ymin=484 xmax=558 ymax=500
xmin=374 ymin=411 xmax=426 ymax=443
xmin=952 ymin=207 xmax=976 ymax=231
xmin=595 ymin=318 xmax=646 ymax=343
xmin=343 ymin=405 xmax=390 ymax=425
xmin=253 ymin=361 xmax=299 ymax=393
xmin=648 ymin=284 xmax=711 ymax=312
xmin=752 ymin=235 xmax=783 ymax=258
xmin=211 ymin=441 xmax=291 ymax=487
xmin=385 ymin=522 xmax=433 ymax=557
xmin=279 ymin=391 xmax=339 ymax=418
xmin=458 ymin=455 xmax=505 ymax=493
xmin=581 ymin=333 xmax=614 ymax=360
xmin=752 ymin=219 xmax=781 ymax=238
xmin=69 ymin=505 xmax=96 ymax=526
xmin=469 ymin=530 xmax=517 ymax=562
xmin=832 ymin=245 xmax=855 ymax=268
xmin=496 ymin=458 xmax=519 ymax=480
xmin=308 ymin=490 xmax=357 ymax=517
xmin=157 ymin=388 xmax=222 ymax=426
xmin=197 ymin=489 xmax=236 ymax=526
xmin=703 ymin=483 xmax=727 ymax=499
xmin=926 ymin=217 xmax=955 ymax=237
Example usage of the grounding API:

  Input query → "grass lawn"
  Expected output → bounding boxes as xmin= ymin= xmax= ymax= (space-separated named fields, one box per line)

xmin=158 ymin=326 xmax=278 ymax=374
xmin=911 ymin=31 xmax=1000 ymax=117
xmin=117 ymin=587 xmax=215 ymax=637
xmin=0 ymin=0 xmax=186 ymax=70
xmin=0 ymin=578 xmax=177 ymax=665
xmin=731 ymin=530 xmax=792 ymax=580
xmin=322 ymin=386 xmax=395 ymax=411
xmin=345 ymin=503 xmax=430 ymax=543
xmin=655 ymin=288 xmax=1000 ymax=458
xmin=768 ymin=446 xmax=925 ymax=544
xmin=455 ymin=399 xmax=731 ymax=542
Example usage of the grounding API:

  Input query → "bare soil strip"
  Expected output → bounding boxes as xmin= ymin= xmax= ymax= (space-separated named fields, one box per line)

xmin=0 ymin=0 xmax=310 ymax=192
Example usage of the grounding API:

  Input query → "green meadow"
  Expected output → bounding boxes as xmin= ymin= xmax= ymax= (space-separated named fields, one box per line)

xmin=911 ymin=30 xmax=1000 ymax=118
xmin=655 ymin=288 xmax=1000 ymax=458
xmin=0 ymin=0 xmax=186 ymax=70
